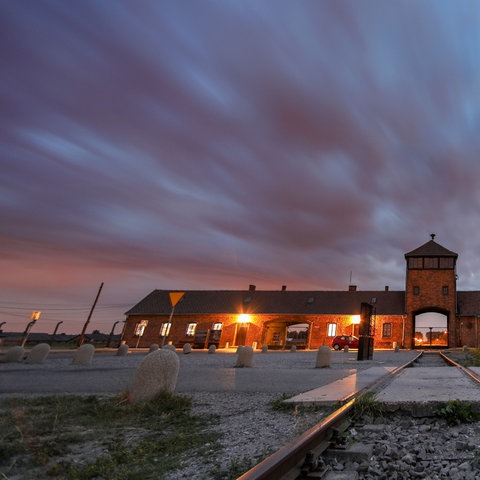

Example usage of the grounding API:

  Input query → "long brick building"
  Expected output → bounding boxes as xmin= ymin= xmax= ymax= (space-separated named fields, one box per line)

xmin=122 ymin=236 xmax=480 ymax=349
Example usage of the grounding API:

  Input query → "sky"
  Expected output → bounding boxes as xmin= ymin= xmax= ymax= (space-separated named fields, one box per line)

xmin=2 ymin=0 xmax=480 ymax=334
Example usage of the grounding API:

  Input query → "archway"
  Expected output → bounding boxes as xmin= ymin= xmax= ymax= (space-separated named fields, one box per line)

xmin=263 ymin=320 xmax=310 ymax=349
xmin=414 ymin=312 xmax=448 ymax=348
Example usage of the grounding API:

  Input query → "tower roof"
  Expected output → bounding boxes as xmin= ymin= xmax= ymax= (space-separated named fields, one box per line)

xmin=405 ymin=235 xmax=458 ymax=258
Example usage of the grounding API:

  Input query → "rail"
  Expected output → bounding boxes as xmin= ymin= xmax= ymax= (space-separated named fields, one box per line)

xmin=237 ymin=353 xmax=423 ymax=480
xmin=440 ymin=351 xmax=480 ymax=384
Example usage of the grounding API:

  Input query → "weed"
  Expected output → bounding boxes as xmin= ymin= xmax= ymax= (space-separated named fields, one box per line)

xmin=436 ymin=399 xmax=480 ymax=426
xmin=352 ymin=393 xmax=384 ymax=420
xmin=269 ymin=393 xmax=296 ymax=412
xmin=209 ymin=455 xmax=257 ymax=480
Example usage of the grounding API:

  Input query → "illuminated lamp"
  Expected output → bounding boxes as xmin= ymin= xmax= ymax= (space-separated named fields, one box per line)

xmin=351 ymin=315 xmax=361 ymax=335
xmin=238 ymin=314 xmax=251 ymax=323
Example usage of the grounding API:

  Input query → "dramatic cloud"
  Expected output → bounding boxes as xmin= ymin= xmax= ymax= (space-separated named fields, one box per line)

xmin=2 ymin=0 xmax=480 ymax=332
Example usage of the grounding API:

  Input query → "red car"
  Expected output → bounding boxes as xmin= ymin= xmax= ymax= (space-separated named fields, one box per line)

xmin=331 ymin=335 xmax=359 ymax=350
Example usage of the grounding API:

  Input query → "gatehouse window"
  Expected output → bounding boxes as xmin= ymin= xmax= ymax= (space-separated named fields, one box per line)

xmin=382 ymin=323 xmax=392 ymax=337
xmin=327 ymin=323 xmax=337 ymax=337
xmin=413 ymin=286 xmax=420 ymax=295
xmin=408 ymin=257 xmax=423 ymax=269
xmin=424 ymin=257 xmax=439 ymax=269
xmin=160 ymin=323 xmax=171 ymax=337
xmin=185 ymin=323 xmax=197 ymax=336
xmin=439 ymin=257 xmax=454 ymax=268
xmin=442 ymin=286 xmax=449 ymax=296
xmin=212 ymin=322 xmax=223 ymax=330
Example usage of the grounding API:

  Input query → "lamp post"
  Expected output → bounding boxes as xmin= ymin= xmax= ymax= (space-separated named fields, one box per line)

xmin=429 ymin=327 xmax=433 ymax=347
xmin=0 ymin=321 xmax=6 ymax=331
xmin=50 ymin=321 xmax=63 ymax=345
xmin=107 ymin=321 xmax=120 ymax=348
xmin=20 ymin=311 xmax=41 ymax=347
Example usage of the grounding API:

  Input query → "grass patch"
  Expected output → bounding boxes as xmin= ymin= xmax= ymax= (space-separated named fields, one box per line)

xmin=0 ymin=393 xmax=220 ymax=479
xmin=352 ymin=392 xmax=384 ymax=420
xmin=436 ymin=399 xmax=480 ymax=426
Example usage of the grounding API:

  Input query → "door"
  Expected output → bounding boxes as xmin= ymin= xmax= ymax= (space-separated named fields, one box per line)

xmin=235 ymin=324 xmax=248 ymax=346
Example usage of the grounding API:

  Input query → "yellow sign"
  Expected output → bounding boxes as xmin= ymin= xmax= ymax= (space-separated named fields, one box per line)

xmin=169 ymin=291 xmax=185 ymax=308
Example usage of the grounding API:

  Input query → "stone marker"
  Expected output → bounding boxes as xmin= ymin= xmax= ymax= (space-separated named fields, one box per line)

xmin=343 ymin=345 xmax=349 ymax=353
xmin=149 ymin=343 xmax=159 ymax=353
xmin=315 ymin=345 xmax=331 ymax=368
xmin=116 ymin=344 xmax=129 ymax=356
xmin=25 ymin=343 xmax=50 ymax=364
xmin=394 ymin=345 xmax=400 ymax=353
xmin=162 ymin=344 xmax=176 ymax=352
xmin=235 ymin=345 xmax=254 ymax=367
xmin=236 ymin=345 xmax=243 ymax=354
xmin=183 ymin=343 xmax=192 ymax=354
xmin=5 ymin=346 xmax=25 ymax=363
xmin=261 ymin=345 xmax=268 ymax=353
xmin=129 ymin=349 xmax=180 ymax=403
xmin=290 ymin=345 xmax=297 ymax=353
xmin=208 ymin=344 xmax=216 ymax=354
xmin=72 ymin=344 xmax=95 ymax=365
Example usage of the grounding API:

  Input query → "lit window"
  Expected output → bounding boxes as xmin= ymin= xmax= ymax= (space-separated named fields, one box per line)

xmin=160 ymin=323 xmax=171 ymax=337
xmin=212 ymin=322 xmax=223 ymax=331
xmin=382 ymin=323 xmax=392 ymax=337
xmin=134 ymin=320 xmax=148 ymax=336
xmin=185 ymin=323 xmax=197 ymax=336
xmin=327 ymin=323 xmax=337 ymax=337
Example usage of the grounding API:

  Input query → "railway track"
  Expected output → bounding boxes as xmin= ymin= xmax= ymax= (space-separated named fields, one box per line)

xmin=237 ymin=351 xmax=480 ymax=480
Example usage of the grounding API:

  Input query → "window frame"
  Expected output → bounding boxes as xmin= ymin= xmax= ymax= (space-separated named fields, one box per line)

xmin=160 ymin=322 xmax=171 ymax=337
xmin=382 ymin=323 xmax=392 ymax=338
xmin=327 ymin=323 xmax=337 ymax=337
xmin=185 ymin=323 xmax=197 ymax=336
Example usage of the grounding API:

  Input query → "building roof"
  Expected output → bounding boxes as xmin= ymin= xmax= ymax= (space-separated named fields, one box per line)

xmin=405 ymin=237 xmax=458 ymax=258
xmin=125 ymin=289 xmax=406 ymax=317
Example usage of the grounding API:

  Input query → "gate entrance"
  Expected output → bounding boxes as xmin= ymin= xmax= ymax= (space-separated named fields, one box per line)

xmin=263 ymin=321 xmax=309 ymax=349
xmin=414 ymin=312 xmax=448 ymax=348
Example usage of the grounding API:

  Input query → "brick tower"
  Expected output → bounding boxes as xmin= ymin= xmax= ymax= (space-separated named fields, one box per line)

xmin=404 ymin=235 xmax=458 ymax=348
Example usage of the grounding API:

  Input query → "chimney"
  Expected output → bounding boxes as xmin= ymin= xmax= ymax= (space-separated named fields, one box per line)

xmin=281 ymin=285 xmax=287 ymax=291
xmin=348 ymin=285 xmax=357 ymax=292
xmin=385 ymin=286 xmax=389 ymax=292
xmin=249 ymin=284 xmax=256 ymax=291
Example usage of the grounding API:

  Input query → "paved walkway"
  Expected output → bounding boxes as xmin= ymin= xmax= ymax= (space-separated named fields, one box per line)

xmin=0 ymin=349 xmax=419 ymax=397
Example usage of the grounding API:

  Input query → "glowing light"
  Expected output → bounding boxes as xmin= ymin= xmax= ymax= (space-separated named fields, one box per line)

xmin=351 ymin=315 xmax=361 ymax=325
xmin=238 ymin=314 xmax=251 ymax=323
